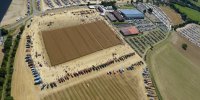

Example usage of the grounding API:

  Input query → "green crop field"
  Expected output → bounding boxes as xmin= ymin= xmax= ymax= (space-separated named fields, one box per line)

xmin=174 ymin=4 xmax=200 ymax=22
xmin=146 ymin=33 xmax=200 ymax=100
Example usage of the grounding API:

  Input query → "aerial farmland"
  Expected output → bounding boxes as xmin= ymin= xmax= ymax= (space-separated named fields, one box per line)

xmin=0 ymin=0 xmax=200 ymax=100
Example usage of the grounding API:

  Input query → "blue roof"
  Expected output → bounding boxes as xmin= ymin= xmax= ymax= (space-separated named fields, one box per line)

xmin=120 ymin=9 xmax=144 ymax=18
xmin=120 ymin=9 xmax=143 ymax=15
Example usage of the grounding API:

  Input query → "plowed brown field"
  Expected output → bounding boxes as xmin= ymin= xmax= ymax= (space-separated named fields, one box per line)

xmin=42 ymin=20 xmax=122 ymax=66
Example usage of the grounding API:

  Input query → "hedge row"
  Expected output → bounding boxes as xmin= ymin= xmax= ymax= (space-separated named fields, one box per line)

xmin=1 ymin=26 xmax=24 ymax=100
xmin=0 ymin=34 xmax=13 ymax=99
xmin=167 ymin=3 xmax=199 ymax=29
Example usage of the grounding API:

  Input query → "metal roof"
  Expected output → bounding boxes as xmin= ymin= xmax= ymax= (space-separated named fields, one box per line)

xmin=120 ymin=9 xmax=143 ymax=15
xmin=120 ymin=9 xmax=144 ymax=18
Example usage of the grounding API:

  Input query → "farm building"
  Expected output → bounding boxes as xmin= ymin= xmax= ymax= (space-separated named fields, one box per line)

xmin=112 ymin=11 xmax=124 ymax=22
xmin=120 ymin=9 xmax=144 ymax=19
xmin=98 ymin=6 xmax=104 ymax=13
xmin=120 ymin=26 xmax=140 ymax=36
xmin=106 ymin=13 xmax=117 ymax=22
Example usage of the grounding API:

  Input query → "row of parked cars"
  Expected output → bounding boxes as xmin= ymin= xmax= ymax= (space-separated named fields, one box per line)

xmin=142 ymin=68 xmax=157 ymax=100
xmin=27 ymin=0 xmax=31 ymax=15
xmin=136 ymin=3 xmax=171 ymax=31
xmin=25 ymin=35 xmax=43 ymax=85
xmin=177 ymin=24 xmax=200 ymax=47
xmin=133 ymin=19 xmax=156 ymax=32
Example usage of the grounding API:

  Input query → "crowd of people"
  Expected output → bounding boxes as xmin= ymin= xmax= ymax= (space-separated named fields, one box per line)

xmin=107 ymin=61 xmax=144 ymax=75
xmin=71 ymin=10 xmax=96 ymax=15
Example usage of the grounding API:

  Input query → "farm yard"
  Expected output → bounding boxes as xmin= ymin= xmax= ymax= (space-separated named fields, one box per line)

xmin=42 ymin=21 xmax=122 ymax=65
xmin=160 ymin=6 xmax=184 ymax=25
xmin=41 ymin=67 xmax=147 ymax=100
xmin=174 ymin=4 xmax=200 ymax=23
xmin=146 ymin=33 xmax=200 ymax=100
xmin=125 ymin=29 xmax=168 ymax=57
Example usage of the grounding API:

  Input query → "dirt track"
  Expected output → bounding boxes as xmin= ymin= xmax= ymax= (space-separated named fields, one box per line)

xmin=42 ymin=20 xmax=122 ymax=66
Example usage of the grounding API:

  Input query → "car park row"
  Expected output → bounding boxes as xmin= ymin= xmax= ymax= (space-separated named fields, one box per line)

xmin=177 ymin=24 xmax=200 ymax=47
xmin=25 ymin=35 xmax=43 ymax=85
xmin=136 ymin=3 xmax=172 ymax=31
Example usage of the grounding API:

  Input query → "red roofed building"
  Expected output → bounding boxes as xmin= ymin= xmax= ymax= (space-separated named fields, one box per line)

xmin=120 ymin=26 xmax=140 ymax=36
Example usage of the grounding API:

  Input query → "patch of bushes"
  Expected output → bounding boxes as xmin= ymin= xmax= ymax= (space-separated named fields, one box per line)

xmin=182 ymin=43 xmax=188 ymax=50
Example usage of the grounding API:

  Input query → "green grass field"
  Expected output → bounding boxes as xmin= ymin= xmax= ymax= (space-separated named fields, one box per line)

xmin=118 ymin=5 xmax=135 ymax=9
xmin=174 ymin=4 xmax=200 ymax=22
xmin=146 ymin=33 xmax=200 ymax=100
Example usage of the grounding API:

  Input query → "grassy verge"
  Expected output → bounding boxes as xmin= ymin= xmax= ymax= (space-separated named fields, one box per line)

xmin=112 ymin=22 xmax=128 ymax=25
xmin=118 ymin=5 xmax=135 ymax=9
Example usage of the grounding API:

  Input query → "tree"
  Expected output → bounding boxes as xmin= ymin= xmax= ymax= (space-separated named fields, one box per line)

xmin=143 ymin=9 xmax=146 ymax=14
xmin=112 ymin=5 xmax=118 ymax=10
xmin=127 ymin=1 xmax=129 ymax=4
xmin=0 ymin=77 xmax=4 ymax=85
xmin=182 ymin=43 xmax=187 ymax=50
xmin=131 ymin=0 xmax=133 ymax=4
xmin=5 ymin=96 xmax=13 ymax=100
xmin=0 ymin=28 xmax=8 ymax=36
xmin=101 ymin=1 xmax=116 ymax=7
xmin=148 ymin=8 xmax=153 ymax=14
xmin=87 ymin=2 xmax=90 ymax=6
xmin=0 ymin=68 xmax=6 ymax=77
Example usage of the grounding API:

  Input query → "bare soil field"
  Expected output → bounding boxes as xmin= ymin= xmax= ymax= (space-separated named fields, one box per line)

xmin=42 ymin=21 xmax=122 ymax=66
xmin=41 ymin=67 xmax=147 ymax=100
xmin=160 ymin=6 xmax=184 ymax=25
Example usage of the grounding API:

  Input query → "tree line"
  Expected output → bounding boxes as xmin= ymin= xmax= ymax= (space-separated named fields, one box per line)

xmin=0 ymin=26 xmax=24 ymax=100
